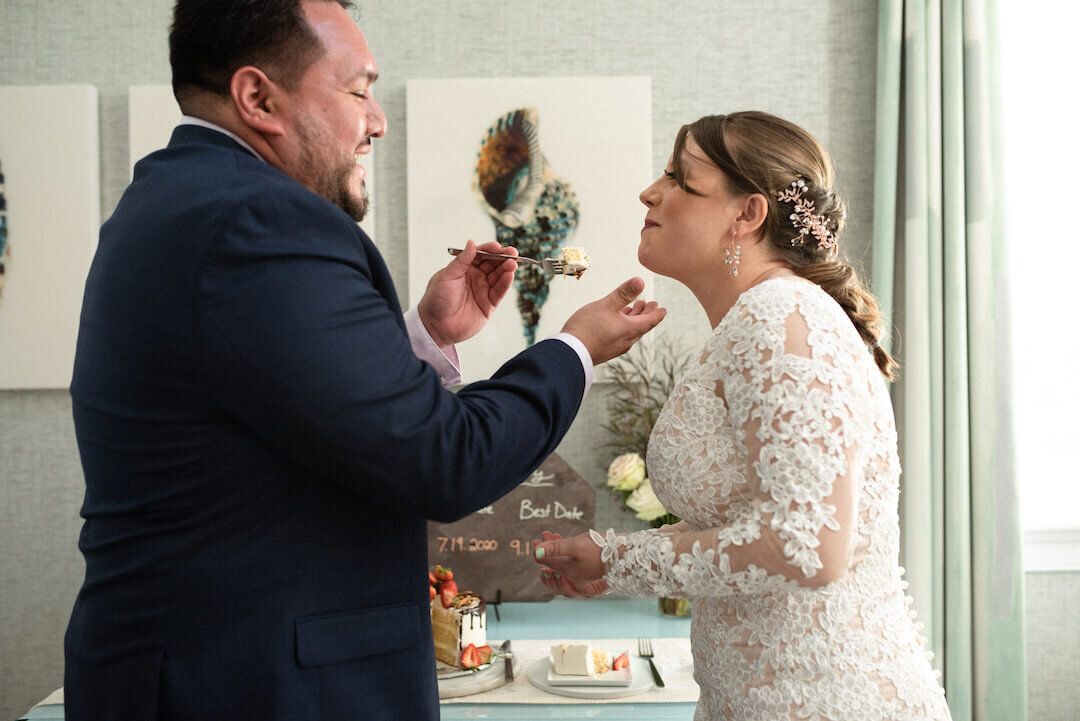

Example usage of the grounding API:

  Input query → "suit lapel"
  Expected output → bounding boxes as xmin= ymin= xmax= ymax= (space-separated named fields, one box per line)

xmin=355 ymin=227 xmax=404 ymax=326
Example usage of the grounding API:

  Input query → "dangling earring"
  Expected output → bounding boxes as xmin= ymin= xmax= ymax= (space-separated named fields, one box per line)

xmin=725 ymin=228 xmax=741 ymax=278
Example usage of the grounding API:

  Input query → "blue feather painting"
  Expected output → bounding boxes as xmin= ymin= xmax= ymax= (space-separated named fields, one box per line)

xmin=0 ymin=159 xmax=8 ymax=296
xmin=474 ymin=108 xmax=580 ymax=346
xmin=405 ymin=76 xmax=652 ymax=385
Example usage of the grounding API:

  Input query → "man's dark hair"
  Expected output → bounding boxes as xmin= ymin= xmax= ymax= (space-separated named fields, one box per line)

xmin=169 ymin=0 xmax=355 ymax=106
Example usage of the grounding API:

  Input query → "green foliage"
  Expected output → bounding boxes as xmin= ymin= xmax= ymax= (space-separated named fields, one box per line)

xmin=601 ymin=336 xmax=693 ymax=462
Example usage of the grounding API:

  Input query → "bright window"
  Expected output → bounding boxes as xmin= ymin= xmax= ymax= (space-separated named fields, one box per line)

xmin=1000 ymin=2 xmax=1080 ymax=567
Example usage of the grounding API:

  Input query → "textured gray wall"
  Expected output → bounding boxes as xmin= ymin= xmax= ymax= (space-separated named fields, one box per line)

xmin=0 ymin=0 xmax=906 ymax=718
xmin=1024 ymin=572 xmax=1080 ymax=721
xmin=0 ymin=391 xmax=85 ymax=719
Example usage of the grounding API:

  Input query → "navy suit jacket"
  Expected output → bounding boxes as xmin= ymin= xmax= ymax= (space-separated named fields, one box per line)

xmin=64 ymin=125 xmax=584 ymax=720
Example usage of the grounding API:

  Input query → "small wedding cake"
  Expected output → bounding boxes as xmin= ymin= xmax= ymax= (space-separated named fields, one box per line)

xmin=430 ymin=566 xmax=490 ymax=668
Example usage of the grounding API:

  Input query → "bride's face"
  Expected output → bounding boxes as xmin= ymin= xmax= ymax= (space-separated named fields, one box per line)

xmin=637 ymin=135 xmax=738 ymax=284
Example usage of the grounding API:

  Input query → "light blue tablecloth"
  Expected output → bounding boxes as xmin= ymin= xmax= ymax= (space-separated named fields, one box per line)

xmin=485 ymin=596 xmax=692 ymax=642
xmin=19 ymin=597 xmax=695 ymax=721
xmin=441 ymin=596 xmax=695 ymax=720
xmin=18 ymin=708 xmax=64 ymax=721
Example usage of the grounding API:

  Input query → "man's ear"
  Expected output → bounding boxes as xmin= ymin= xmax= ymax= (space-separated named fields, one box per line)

xmin=230 ymin=66 xmax=286 ymax=136
xmin=737 ymin=193 xmax=768 ymax=237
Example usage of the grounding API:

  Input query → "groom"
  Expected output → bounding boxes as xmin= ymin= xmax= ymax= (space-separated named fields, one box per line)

xmin=63 ymin=1 xmax=665 ymax=719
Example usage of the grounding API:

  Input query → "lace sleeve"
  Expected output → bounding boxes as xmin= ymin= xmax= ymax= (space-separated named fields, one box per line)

xmin=596 ymin=292 xmax=867 ymax=598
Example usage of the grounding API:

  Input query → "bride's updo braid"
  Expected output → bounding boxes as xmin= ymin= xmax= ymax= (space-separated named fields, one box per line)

xmin=683 ymin=112 xmax=898 ymax=381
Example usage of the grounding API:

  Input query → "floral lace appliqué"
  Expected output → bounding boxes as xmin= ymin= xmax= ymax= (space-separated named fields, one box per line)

xmin=593 ymin=278 xmax=951 ymax=721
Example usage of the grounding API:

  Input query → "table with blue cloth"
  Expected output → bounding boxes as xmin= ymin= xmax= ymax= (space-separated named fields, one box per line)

xmin=19 ymin=598 xmax=695 ymax=721
xmin=441 ymin=597 xmax=696 ymax=720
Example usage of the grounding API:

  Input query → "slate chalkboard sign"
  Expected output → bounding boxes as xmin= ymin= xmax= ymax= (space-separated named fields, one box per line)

xmin=426 ymin=452 xmax=595 ymax=602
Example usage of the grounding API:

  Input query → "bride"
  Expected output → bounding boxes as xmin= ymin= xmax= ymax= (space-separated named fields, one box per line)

xmin=532 ymin=111 xmax=953 ymax=721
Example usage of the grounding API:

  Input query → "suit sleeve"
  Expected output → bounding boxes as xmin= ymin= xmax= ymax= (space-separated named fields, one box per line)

xmin=197 ymin=188 xmax=584 ymax=521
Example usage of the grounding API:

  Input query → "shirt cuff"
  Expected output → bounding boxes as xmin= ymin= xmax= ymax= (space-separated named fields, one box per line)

xmin=547 ymin=332 xmax=594 ymax=398
xmin=404 ymin=307 xmax=461 ymax=388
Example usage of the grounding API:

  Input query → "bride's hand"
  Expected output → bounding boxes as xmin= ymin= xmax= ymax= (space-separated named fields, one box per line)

xmin=533 ymin=530 xmax=609 ymax=598
xmin=539 ymin=568 xmax=609 ymax=599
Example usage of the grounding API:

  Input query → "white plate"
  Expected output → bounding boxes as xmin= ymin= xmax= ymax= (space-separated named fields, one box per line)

xmin=547 ymin=649 xmax=632 ymax=686
xmin=526 ymin=656 xmax=655 ymax=699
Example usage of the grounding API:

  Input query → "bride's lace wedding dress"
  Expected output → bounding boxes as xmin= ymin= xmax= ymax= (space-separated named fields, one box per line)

xmin=593 ymin=277 xmax=952 ymax=721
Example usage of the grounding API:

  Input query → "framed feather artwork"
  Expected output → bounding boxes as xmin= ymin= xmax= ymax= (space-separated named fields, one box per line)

xmin=128 ymin=85 xmax=376 ymax=240
xmin=0 ymin=85 xmax=100 ymax=389
xmin=407 ymin=77 xmax=653 ymax=383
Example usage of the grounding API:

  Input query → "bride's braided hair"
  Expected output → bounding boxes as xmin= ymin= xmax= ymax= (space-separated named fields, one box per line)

xmin=677 ymin=111 xmax=898 ymax=381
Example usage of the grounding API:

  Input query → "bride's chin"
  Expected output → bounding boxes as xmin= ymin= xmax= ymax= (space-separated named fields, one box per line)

xmin=637 ymin=247 xmax=656 ymax=273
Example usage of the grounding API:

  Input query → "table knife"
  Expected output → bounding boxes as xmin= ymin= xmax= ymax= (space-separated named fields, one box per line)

xmin=499 ymin=639 xmax=514 ymax=682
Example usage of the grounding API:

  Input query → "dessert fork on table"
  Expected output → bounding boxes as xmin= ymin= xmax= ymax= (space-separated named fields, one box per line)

xmin=638 ymin=637 xmax=666 ymax=688
xmin=447 ymin=247 xmax=566 ymax=275
xmin=499 ymin=639 xmax=514 ymax=682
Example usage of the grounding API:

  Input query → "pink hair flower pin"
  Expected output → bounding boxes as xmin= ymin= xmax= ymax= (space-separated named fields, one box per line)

xmin=775 ymin=178 xmax=838 ymax=256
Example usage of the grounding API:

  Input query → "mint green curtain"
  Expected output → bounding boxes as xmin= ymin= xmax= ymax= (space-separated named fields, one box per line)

xmin=871 ymin=2 xmax=1026 ymax=720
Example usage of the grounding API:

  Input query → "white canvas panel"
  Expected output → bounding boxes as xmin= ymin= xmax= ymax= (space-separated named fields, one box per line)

xmin=406 ymin=77 xmax=653 ymax=384
xmin=128 ymin=85 xmax=376 ymax=239
xmin=128 ymin=84 xmax=181 ymax=177
xmin=0 ymin=85 xmax=100 ymax=389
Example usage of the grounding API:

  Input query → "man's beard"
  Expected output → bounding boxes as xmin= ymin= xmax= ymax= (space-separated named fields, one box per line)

xmin=296 ymin=123 xmax=369 ymax=222
xmin=338 ymin=179 xmax=369 ymax=223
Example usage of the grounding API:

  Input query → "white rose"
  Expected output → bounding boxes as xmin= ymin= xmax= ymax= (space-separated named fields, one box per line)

xmin=626 ymin=478 xmax=668 ymax=521
xmin=606 ymin=453 xmax=646 ymax=491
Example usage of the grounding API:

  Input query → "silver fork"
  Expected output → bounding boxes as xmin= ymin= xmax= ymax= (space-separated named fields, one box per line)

xmin=638 ymin=637 xmax=666 ymax=688
xmin=447 ymin=247 xmax=566 ymax=275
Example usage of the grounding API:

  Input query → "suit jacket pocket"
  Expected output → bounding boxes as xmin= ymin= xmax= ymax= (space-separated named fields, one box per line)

xmin=295 ymin=601 xmax=422 ymax=668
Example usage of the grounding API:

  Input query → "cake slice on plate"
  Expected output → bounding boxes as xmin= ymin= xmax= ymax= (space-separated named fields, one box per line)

xmin=429 ymin=565 xmax=491 ymax=668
